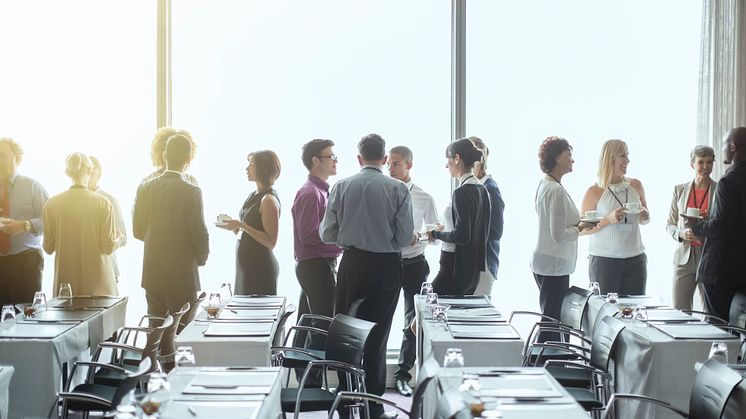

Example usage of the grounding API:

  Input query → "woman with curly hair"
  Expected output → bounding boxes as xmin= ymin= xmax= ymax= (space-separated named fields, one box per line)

xmin=141 ymin=127 xmax=199 ymax=185
xmin=531 ymin=137 xmax=596 ymax=337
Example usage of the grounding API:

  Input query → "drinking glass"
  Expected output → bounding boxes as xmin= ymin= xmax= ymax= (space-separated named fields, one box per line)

xmin=444 ymin=347 xmax=465 ymax=368
xmin=420 ymin=282 xmax=434 ymax=296
xmin=588 ymin=282 xmax=601 ymax=296
xmin=220 ymin=282 xmax=233 ymax=299
xmin=633 ymin=305 xmax=648 ymax=321
xmin=58 ymin=283 xmax=73 ymax=299
xmin=708 ymin=342 xmax=729 ymax=363
xmin=459 ymin=373 xmax=482 ymax=393
xmin=425 ymin=292 xmax=439 ymax=307
xmin=32 ymin=291 xmax=47 ymax=313
xmin=206 ymin=293 xmax=222 ymax=319
xmin=0 ymin=305 xmax=15 ymax=324
xmin=175 ymin=346 xmax=196 ymax=367
xmin=606 ymin=292 xmax=620 ymax=304
xmin=432 ymin=304 xmax=450 ymax=321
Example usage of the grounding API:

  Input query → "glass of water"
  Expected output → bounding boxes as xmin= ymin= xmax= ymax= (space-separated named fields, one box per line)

xmin=0 ymin=305 xmax=15 ymax=325
xmin=425 ymin=292 xmax=439 ymax=307
xmin=32 ymin=291 xmax=47 ymax=313
xmin=633 ymin=305 xmax=648 ymax=321
xmin=58 ymin=283 xmax=73 ymax=299
xmin=708 ymin=342 xmax=729 ymax=363
xmin=175 ymin=346 xmax=196 ymax=367
xmin=606 ymin=292 xmax=619 ymax=304
xmin=220 ymin=282 xmax=233 ymax=299
xmin=588 ymin=282 xmax=601 ymax=296
xmin=420 ymin=282 xmax=434 ymax=295
xmin=432 ymin=304 xmax=451 ymax=321
xmin=444 ymin=347 xmax=465 ymax=368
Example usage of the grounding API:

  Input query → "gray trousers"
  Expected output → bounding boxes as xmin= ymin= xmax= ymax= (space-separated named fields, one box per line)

xmin=672 ymin=246 xmax=705 ymax=311
xmin=588 ymin=253 xmax=647 ymax=295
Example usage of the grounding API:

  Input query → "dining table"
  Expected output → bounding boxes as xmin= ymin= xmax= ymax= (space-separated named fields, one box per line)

xmin=0 ymin=366 xmax=13 ymax=419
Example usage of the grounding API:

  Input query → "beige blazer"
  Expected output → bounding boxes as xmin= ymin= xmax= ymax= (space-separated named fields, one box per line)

xmin=43 ymin=188 xmax=120 ymax=296
xmin=666 ymin=180 xmax=717 ymax=265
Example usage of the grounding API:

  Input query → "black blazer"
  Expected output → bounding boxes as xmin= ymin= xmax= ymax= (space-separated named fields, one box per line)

xmin=133 ymin=171 xmax=209 ymax=293
xmin=693 ymin=161 xmax=746 ymax=287
xmin=434 ymin=181 xmax=491 ymax=293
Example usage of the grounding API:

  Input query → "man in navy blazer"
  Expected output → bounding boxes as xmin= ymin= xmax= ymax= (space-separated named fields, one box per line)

xmin=689 ymin=127 xmax=746 ymax=322
xmin=134 ymin=133 xmax=209 ymax=322
xmin=471 ymin=137 xmax=505 ymax=296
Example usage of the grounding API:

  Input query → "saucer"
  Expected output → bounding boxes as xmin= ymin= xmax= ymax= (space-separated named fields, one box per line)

xmin=214 ymin=222 xmax=231 ymax=227
xmin=580 ymin=217 xmax=603 ymax=224
xmin=679 ymin=213 xmax=703 ymax=220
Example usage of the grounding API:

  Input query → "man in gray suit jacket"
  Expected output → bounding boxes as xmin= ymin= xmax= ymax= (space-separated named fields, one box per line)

xmin=134 ymin=133 xmax=209 ymax=321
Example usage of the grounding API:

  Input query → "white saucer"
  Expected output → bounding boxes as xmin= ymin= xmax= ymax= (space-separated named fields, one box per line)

xmin=214 ymin=222 xmax=231 ymax=227
xmin=580 ymin=217 xmax=603 ymax=224
xmin=679 ymin=213 xmax=703 ymax=220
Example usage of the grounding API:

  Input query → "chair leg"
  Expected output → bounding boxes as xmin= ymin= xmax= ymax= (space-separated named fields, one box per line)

xmin=82 ymin=412 xmax=89 ymax=419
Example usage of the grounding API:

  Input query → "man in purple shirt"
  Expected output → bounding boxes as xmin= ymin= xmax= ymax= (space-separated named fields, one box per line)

xmin=291 ymin=139 xmax=343 ymax=382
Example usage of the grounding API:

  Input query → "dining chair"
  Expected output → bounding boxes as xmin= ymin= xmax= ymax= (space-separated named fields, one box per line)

xmin=118 ymin=302 xmax=190 ymax=372
xmin=178 ymin=291 xmax=207 ymax=333
xmin=272 ymin=303 xmax=298 ymax=347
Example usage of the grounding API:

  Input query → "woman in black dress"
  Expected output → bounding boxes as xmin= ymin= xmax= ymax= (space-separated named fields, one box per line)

xmin=427 ymin=137 xmax=491 ymax=295
xmin=218 ymin=150 xmax=281 ymax=295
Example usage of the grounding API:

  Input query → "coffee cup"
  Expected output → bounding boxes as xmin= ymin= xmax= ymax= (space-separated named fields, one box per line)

xmin=686 ymin=207 xmax=701 ymax=217
xmin=623 ymin=202 xmax=641 ymax=212
xmin=217 ymin=213 xmax=232 ymax=223
xmin=584 ymin=210 xmax=599 ymax=219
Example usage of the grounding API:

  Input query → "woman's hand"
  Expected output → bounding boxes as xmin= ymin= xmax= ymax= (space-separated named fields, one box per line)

xmin=218 ymin=219 xmax=243 ymax=232
xmin=578 ymin=222 xmax=600 ymax=236
xmin=426 ymin=229 xmax=437 ymax=242
xmin=639 ymin=207 xmax=650 ymax=223
xmin=603 ymin=208 xmax=625 ymax=226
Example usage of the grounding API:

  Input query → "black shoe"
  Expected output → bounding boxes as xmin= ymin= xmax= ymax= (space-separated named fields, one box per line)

xmin=377 ymin=412 xmax=399 ymax=419
xmin=395 ymin=378 xmax=413 ymax=397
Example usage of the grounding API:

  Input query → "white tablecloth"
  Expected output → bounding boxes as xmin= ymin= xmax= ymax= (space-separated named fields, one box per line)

xmin=0 ymin=297 xmax=127 ymax=419
xmin=424 ymin=367 xmax=587 ymax=419
xmin=0 ymin=366 xmax=13 ymax=419
xmin=611 ymin=321 xmax=740 ymax=418
xmin=415 ymin=297 xmax=523 ymax=370
xmin=163 ymin=366 xmax=282 ymax=419
xmin=175 ymin=303 xmax=284 ymax=367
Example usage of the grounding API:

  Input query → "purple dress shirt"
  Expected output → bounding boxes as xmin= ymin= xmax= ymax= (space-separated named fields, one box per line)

xmin=292 ymin=175 xmax=343 ymax=261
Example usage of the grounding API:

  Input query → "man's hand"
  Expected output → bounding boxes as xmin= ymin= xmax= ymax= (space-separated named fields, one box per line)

xmin=679 ymin=228 xmax=702 ymax=242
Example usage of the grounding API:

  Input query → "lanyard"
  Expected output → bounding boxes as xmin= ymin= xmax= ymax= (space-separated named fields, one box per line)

xmin=689 ymin=180 xmax=710 ymax=210
xmin=607 ymin=186 xmax=628 ymax=223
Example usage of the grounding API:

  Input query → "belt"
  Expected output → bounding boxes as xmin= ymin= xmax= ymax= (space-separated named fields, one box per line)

xmin=402 ymin=254 xmax=426 ymax=266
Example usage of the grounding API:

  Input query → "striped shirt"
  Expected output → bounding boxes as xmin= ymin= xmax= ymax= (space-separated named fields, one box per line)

xmin=588 ymin=182 xmax=645 ymax=258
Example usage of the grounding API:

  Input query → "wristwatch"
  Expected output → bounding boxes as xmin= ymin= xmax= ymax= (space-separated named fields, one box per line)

xmin=24 ymin=220 xmax=31 ymax=232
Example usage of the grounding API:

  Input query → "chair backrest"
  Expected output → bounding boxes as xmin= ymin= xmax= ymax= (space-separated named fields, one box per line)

xmin=160 ymin=302 xmax=190 ymax=357
xmin=434 ymin=389 xmax=469 ymax=419
xmin=590 ymin=316 xmax=626 ymax=372
xmin=347 ymin=298 xmax=366 ymax=317
xmin=690 ymin=358 xmax=744 ymax=419
xmin=560 ymin=286 xmax=593 ymax=330
xmin=142 ymin=315 xmax=173 ymax=369
xmin=325 ymin=314 xmax=376 ymax=368
xmin=111 ymin=358 xmax=152 ymax=407
xmin=730 ymin=291 xmax=746 ymax=328
xmin=179 ymin=291 xmax=206 ymax=333
xmin=410 ymin=356 xmax=441 ymax=419
xmin=272 ymin=303 xmax=297 ymax=346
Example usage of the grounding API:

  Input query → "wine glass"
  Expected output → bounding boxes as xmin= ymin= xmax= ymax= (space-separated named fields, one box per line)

xmin=444 ymin=347 xmax=465 ymax=368
xmin=606 ymin=292 xmax=619 ymax=304
xmin=175 ymin=346 xmax=196 ymax=367
xmin=588 ymin=282 xmax=601 ymax=296
xmin=432 ymin=304 xmax=451 ymax=321
xmin=220 ymin=282 xmax=233 ymax=300
xmin=58 ymin=283 xmax=73 ymax=299
xmin=708 ymin=342 xmax=729 ymax=363
xmin=425 ymin=292 xmax=439 ymax=307
xmin=420 ymin=282 xmax=434 ymax=296
xmin=32 ymin=292 xmax=47 ymax=313
xmin=633 ymin=305 xmax=648 ymax=321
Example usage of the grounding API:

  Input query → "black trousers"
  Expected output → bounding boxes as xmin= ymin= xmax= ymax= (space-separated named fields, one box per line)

xmin=145 ymin=286 xmax=198 ymax=325
xmin=703 ymin=282 xmax=744 ymax=323
xmin=532 ymin=273 xmax=569 ymax=343
xmin=0 ymin=249 xmax=43 ymax=306
xmin=396 ymin=255 xmax=429 ymax=381
xmin=336 ymin=247 xmax=401 ymax=417
xmin=588 ymin=253 xmax=647 ymax=295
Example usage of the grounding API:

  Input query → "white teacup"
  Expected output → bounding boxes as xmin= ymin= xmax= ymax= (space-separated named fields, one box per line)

xmin=584 ymin=210 xmax=599 ymax=219
xmin=686 ymin=207 xmax=701 ymax=217
xmin=623 ymin=202 xmax=641 ymax=212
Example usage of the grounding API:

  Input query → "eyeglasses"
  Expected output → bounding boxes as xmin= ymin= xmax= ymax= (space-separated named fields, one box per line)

xmin=317 ymin=154 xmax=338 ymax=162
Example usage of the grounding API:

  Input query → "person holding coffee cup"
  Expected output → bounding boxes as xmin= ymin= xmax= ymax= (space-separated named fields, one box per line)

xmin=665 ymin=145 xmax=717 ymax=310
xmin=582 ymin=139 xmax=650 ymax=295
xmin=531 ymin=137 xmax=597 ymax=342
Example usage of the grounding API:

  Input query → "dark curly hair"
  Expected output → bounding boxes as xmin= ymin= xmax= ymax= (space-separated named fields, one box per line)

xmin=538 ymin=136 xmax=572 ymax=173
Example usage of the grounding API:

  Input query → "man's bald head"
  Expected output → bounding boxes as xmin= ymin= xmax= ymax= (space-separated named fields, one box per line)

xmin=723 ymin=127 xmax=746 ymax=164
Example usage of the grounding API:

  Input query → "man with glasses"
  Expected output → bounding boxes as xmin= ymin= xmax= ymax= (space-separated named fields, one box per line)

xmin=387 ymin=145 xmax=438 ymax=397
xmin=321 ymin=134 xmax=414 ymax=419
xmin=291 ymin=139 xmax=343 ymax=385
xmin=0 ymin=138 xmax=48 ymax=306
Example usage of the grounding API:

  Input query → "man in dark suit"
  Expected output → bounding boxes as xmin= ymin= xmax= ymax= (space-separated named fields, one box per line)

xmin=134 ymin=133 xmax=209 ymax=322
xmin=689 ymin=127 xmax=746 ymax=321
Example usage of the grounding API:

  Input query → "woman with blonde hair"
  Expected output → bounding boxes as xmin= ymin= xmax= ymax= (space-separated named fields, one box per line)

xmin=43 ymin=152 xmax=120 ymax=296
xmin=141 ymin=127 xmax=198 ymax=185
xmin=581 ymin=139 xmax=650 ymax=295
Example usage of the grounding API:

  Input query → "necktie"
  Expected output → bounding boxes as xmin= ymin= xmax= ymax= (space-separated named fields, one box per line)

xmin=0 ymin=181 xmax=10 ymax=254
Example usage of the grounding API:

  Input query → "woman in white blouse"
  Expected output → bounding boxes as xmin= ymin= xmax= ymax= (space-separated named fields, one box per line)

xmin=531 ymin=137 xmax=597 ymax=335
xmin=581 ymin=139 xmax=649 ymax=295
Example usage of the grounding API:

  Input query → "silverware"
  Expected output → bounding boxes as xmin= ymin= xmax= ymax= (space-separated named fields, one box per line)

xmin=187 ymin=407 xmax=197 ymax=416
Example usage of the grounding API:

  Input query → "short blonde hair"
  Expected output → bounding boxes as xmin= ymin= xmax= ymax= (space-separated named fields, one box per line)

xmin=597 ymin=139 xmax=628 ymax=188
xmin=65 ymin=152 xmax=93 ymax=182
xmin=150 ymin=127 xmax=196 ymax=168
xmin=0 ymin=137 xmax=23 ymax=164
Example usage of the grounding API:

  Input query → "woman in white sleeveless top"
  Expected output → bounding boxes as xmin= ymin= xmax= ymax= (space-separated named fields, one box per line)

xmin=582 ymin=139 xmax=650 ymax=295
